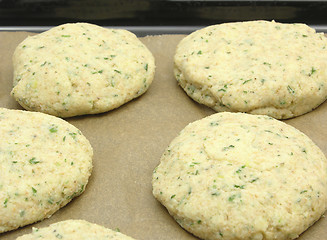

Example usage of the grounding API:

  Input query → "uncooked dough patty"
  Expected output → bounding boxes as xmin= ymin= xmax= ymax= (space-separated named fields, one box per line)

xmin=16 ymin=219 xmax=136 ymax=240
xmin=11 ymin=22 xmax=155 ymax=117
xmin=0 ymin=108 xmax=93 ymax=233
xmin=152 ymin=112 xmax=327 ymax=240
xmin=174 ymin=20 xmax=327 ymax=119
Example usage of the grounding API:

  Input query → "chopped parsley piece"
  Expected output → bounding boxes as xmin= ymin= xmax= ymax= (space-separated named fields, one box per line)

xmin=56 ymin=233 xmax=63 ymax=239
xmin=222 ymin=145 xmax=235 ymax=151
xmin=242 ymin=79 xmax=252 ymax=84
xmin=49 ymin=126 xmax=58 ymax=133
xmin=3 ymin=198 xmax=8 ymax=207
xmin=310 ymin=67 xmax=316 ymax=76
xmin=236 ymin=165 xmax=246 ymax=174
xmin=250 ymin=177 xmax=259 ymax=183
xmin=228 ymin=194 xmax=237 ymax=202
xmin=29 ymin=157 xmax=40 ymax=164
xmin=287 ymin=85 xmax=295 ymax=94
xmin=20 ymin=210 xmax=25 ymax=217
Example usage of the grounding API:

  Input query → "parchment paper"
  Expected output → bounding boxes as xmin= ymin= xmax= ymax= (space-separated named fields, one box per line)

xmin=0 ymin=32 xmax=326 ymax=240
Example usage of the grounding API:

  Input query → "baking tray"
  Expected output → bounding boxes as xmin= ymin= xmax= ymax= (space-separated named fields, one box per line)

xmin=1 ymin=0 xmax=327 ymax=35
xmin=1 ymin=1 xmax=327 ymax=240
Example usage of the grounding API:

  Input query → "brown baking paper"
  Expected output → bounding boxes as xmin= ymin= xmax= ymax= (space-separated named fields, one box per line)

xmin=0 ymin=32 xmax=326 ymax=240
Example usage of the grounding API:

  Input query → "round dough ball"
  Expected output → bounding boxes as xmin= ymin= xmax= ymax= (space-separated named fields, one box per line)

xmin=11 ymin=23 xmax=155 ymax=117
xmin=16 ymin=219 xmax=136 ymax=240
xmin=174 ymin=20 xmax=327 ymax=119
xmin=152 ymin=112 xmax=327 ymax=240
xmin=0 ymin=108 xmax=93 ymax=233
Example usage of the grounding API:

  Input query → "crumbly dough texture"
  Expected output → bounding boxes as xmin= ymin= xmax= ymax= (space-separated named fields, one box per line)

xmin=174 ymin=20 xmax=327 ymax=119
xmin=11 ymin=22 xmax=155 ymax=117
xmin=152 ymin=112 xmax=327 ymax=240
xmin=16 ymin=219 xmax=136 ymax=240
xmin=0 ymin=108 xmax=93 ymax=233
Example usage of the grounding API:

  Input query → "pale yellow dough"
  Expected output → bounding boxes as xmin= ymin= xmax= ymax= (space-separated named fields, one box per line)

xmin=152 ymin=112 xmax=327 ymax=240
xmin=174 ymin=20 xmax=327 ymax=119
xmin=16 ymin=219 xmax=136 ymax=240
xmin=0 ymin=108 xmax=93 ymax=233
xmin=11 ymin=22 xmax=155 ymax=117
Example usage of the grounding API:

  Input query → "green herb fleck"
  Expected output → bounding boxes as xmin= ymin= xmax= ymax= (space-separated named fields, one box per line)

xmin=197 ymin=50 xmax=202 ymax=55
xmin=222 ymin=145 xmax=235 ymax=151
xmin=310 ymin=67 xmax=316 ymax=76
xmin=250 ymin=177 xmax=259 ymax=183
xmin=171 ymin=194 xmax=176 ymax=199
xmin=61 ymin=35 xmax=71 ymax=37
xmin=3 ymin=198 xmax=8 ymax=208
xmin=49 ymin=126 xmax=58 ymax=133
xmin=69 ymin=132 xmax=77 ymax=139
xmin=287 ymin=85 xmax=295 ymax=94
xmin=190 ymin=162 xmax=200 ymax=167
xmin=197 ymin=220 xmax=202 ymax=224
xmin=29 ymin=157 xmax=40 ymax=164
xmin=114 ymin=69 xmax=121 ymax=74
xmin=79 ymin=184 xmax=85 ymax=193
xmin=144 ymin=63 xmax=148 ymax=71
xmin=228 ymin=194 xmax=237 ymax=202
xmin=302 ymin=34 xmax=308 ymax=37
xmin=234 ymin=185 xmax=245 ymax=189
xmin=300 ymin=190 xmax=308 ymax=194
xmin=32 ymin=187 xmax=37 ymax=194
xmin=242 ymin=79 xmax=252 ymax=84
xmin=236 ymin=165 xmax=246 ymax=174
xmin=210 ymin=121 xmax=219 ymax=126
xmin=56 ymin=233 xmax=63 ymax=239
xmin=20 ymin=210 xmax=25 ymax=217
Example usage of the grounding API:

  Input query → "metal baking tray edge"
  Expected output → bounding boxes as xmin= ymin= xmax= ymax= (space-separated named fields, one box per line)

xmin=1 ymin=25 xmax=327 ymax=36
